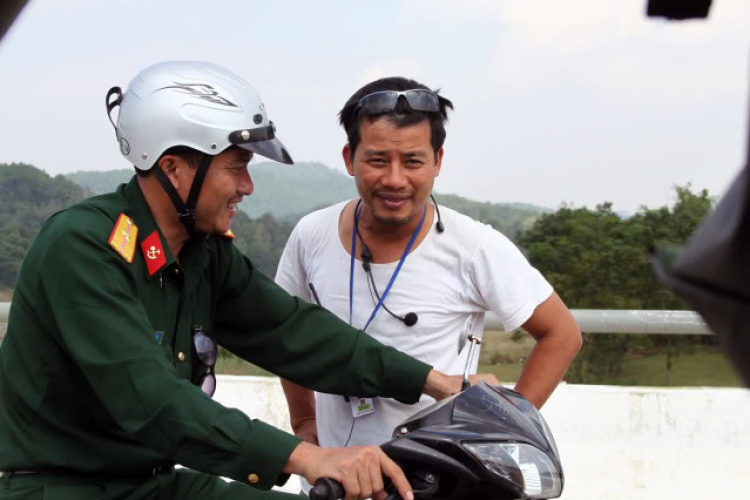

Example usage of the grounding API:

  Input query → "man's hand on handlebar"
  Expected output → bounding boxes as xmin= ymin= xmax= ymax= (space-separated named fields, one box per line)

xmin=423 ymin=370 xmax=500 ymax=400
xmin=469 ymin=373 xmax=500 ymax=386
xmin=283 ymin=441 xmax=414 ymax=500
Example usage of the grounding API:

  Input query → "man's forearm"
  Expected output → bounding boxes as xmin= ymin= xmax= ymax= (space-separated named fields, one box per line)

xmin=281 ymin=378 xmax=317 ymax=435
xmin=514 ymin=326 xmax=581 ymax=408
xmin=423 ymin=370 xmax=464 ymax=400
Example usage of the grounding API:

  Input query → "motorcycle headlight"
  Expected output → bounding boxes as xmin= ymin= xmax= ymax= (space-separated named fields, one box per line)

xmin=464 ymin=442 xmax=562 ymax=499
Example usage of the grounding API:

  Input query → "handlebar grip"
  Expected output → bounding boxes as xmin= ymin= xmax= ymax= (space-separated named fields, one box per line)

xmin=309 ymin=478 xmax=345 ymax=500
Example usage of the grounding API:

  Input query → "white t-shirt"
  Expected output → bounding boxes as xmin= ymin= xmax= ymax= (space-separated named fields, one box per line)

xmin=275 ymin=199 xmax=552 ymax=449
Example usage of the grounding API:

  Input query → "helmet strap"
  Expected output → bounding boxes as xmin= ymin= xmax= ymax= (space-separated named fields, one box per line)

xmin=153 ymin=153 xmax=213 ymax=239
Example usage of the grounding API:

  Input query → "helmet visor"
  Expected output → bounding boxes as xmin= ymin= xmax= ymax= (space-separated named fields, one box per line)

xmin=241 ymin=137 xmax=293 ymax=165
xmin=228 ymin=123 xmax=294 ymax=165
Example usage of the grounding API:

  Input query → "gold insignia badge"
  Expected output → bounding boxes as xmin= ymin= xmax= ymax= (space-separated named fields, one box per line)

xmin=223 ymin=229 xmax=235 ymax=239
xmin=108 ymin=213 xmax=139 ymax=263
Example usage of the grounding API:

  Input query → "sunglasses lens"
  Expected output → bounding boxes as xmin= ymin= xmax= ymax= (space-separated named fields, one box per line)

xmin=359 ymin=92 xmax=399 ymax=114
xmin=200 ymin=373 xmax=216 ymax=397
xmin=194 ymin=331 xmax=217 ymax=367
xmin=403 ymin=90 xmax=439 ymax=112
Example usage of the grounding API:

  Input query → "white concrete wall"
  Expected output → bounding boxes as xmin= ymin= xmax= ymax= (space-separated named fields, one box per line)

xmin=214 ymin=375 xmax=750 ymax=499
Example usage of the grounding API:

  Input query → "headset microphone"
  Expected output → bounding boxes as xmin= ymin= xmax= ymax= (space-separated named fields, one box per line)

xmin=402 ymin=312 xmax=419 ymax=327
xmin=354 ymin=197 xmax=446 ymax=329
xmin=431 ymin=194 xmax=445 ymax=233
xmin=379 ymin=301 xmax=418 ymax=327
xmin=358 ymin=233 xmax=419 ymax=327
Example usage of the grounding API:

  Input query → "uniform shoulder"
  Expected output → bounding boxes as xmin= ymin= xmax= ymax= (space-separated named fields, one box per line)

xmin=43 ymin=190 xmax=128 ymax=240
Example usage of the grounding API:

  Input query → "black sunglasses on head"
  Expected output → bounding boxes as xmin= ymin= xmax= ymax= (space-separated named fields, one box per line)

xmin=355 ymin=89 xmax=440 ymax=115
xmin=192 ymin=325 xmax=217 ymax=397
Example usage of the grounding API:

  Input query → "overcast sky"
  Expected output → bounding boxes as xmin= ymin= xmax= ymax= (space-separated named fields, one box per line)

xmin=1 ymin=0 xmax=748 ymax=212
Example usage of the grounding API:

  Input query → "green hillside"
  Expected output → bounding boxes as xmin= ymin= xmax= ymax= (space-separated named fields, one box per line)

xmin=437 ymin=193 xmax=549 ymax=238
xmin=67 ymin=169 xmax=134 ymax=195
xmin=239 ymin=162 xmax=358 ymax=220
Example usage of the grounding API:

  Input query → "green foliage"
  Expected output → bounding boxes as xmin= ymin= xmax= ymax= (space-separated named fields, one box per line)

xmin=0 ymin=163 xmax=89 ymax=288
xmin=230 ymin=211 xmax=293 ymax=277
xmin=517 ymin=185 xmax=714 ymax=383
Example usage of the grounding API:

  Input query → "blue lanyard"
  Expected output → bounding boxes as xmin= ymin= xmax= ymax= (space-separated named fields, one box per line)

xmin=349 ymin=203 xmax=427 ymax=330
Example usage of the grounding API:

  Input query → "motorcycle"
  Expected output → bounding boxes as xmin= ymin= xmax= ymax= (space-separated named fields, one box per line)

xmin=309 ymin=332 xmax=564 ymax=500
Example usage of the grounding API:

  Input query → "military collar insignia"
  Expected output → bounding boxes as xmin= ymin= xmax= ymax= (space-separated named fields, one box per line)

xmin=223 ymin=229 xmax=235 ymax=239
xmin=141 ymin=230 xmax=167 ymax=276
xmin=108 ymin=213 xmax=139 ymax=263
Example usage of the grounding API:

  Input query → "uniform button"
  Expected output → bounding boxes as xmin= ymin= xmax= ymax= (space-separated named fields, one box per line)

xmin=175 ymin=268 xmax=181 ymax=275
xmin=0 ymin=471 xmax=5 ymax=479
xmin=248 ymin=473 xmax=259 ymax=484
xmin=177 ymin=352 xmax=186 ymax=362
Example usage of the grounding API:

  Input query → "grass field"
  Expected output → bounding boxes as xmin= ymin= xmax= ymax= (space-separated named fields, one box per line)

xmin=613 ymin=350 xmax=742 ymax=387
xmin=216 ymin=331 xmax=743 ymax=387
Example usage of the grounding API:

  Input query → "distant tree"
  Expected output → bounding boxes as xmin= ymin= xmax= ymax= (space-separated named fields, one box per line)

xmin=0 ymin=223 xmax=28 ymax=286
xmin=0 ymin=163 xmax=90 ymax=288
xmin=517 ymin=185 xmax=714 ymax=383
xmin=231 ymin=211 xmax=293 ymax=277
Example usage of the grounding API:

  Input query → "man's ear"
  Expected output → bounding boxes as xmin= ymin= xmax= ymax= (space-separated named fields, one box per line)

xmin=157 ymin=155 xmax=181 ymax=190
xmin=434 ymin=148 xmax=444 ymax=178
xmin=342 ymin=144 xmax=355 ymax=177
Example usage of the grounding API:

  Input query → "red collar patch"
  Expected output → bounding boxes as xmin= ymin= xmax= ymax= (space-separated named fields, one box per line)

xmin=141 ymin=230 xmax=167 ymax=276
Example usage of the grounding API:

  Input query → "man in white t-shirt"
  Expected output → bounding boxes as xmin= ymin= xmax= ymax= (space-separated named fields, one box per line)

xmin=275 ymin=77 xmax=582 ymax=492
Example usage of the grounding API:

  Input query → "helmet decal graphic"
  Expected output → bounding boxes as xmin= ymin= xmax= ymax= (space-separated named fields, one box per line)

xmin=156 ymin=82 xmax=238 ymax=108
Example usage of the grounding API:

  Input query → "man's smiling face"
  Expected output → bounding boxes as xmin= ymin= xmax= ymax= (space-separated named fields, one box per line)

xmin=194 ymin=148 xmax=254 ymax=235
xmin=345 ymin=116 xmax=443 ymax=228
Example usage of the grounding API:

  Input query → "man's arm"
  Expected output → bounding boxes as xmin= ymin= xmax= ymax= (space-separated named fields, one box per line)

xmin=281 ymin=378 xmax=318 ymax=445
xmin=513 ymin=292 xmax=582 ymax=408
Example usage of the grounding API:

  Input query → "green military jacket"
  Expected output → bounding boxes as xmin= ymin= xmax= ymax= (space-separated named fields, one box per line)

xmin=0 ymin=177 xmax=431 ymax=489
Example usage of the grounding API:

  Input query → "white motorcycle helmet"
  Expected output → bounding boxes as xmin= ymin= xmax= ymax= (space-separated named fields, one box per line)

xmin=107 ymin=60 xmax=293 ymax=168
xmin=105 ymin=61 xmax=293 ymax=235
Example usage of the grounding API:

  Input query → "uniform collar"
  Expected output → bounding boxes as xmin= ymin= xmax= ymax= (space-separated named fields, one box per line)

xmin=123 ymin=176 xmax=177 ymax=280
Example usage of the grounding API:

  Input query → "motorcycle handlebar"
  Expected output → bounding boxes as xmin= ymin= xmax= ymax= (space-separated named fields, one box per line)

xmin=309 ymin=478 xmax=402 ymax=500
xmin=309 ymin=477 xmax=345 ymax=500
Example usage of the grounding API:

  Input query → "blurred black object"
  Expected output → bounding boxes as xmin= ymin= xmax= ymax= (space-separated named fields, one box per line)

xmin=1 ymin=0 xmax=28 ymax=42
xmin=647 ymin=0 xmax=713 ymax=20
xmin=651 ymin=103 xmax=750 ymax=386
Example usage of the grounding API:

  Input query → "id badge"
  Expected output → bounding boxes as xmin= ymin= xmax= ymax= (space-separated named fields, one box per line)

xmin=350 ymin=397 xmax=375 ymax=418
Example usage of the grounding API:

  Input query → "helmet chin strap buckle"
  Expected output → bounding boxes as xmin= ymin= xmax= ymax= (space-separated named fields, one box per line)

xmin=177 ymin=209 xmax=197 ymax=232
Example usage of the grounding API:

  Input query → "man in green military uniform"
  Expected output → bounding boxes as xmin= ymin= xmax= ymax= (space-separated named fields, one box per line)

xmin=0 ymin=61 xmax=462 ymax=500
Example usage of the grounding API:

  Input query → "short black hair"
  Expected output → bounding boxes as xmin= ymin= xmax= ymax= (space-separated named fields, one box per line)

xmin=338 ymin=77 xmax=454 ymax=159
xmin=135 ymin=146 xmax=205 ymax=177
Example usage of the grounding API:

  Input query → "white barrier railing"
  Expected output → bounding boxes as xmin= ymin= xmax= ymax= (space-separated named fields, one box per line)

xmin=0 ymin=303 xmax=711 ymax=336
